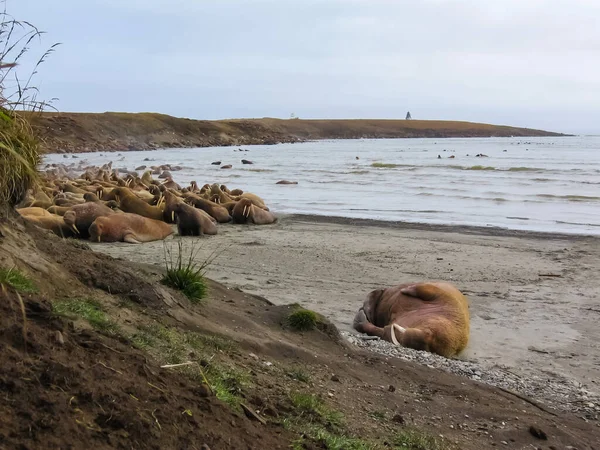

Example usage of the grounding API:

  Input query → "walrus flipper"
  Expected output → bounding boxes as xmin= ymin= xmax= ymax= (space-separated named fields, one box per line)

xmin=400 ymin=283 xmax=444 ymax=301
xmin=123 ymin=234 xmax=142 ymax=244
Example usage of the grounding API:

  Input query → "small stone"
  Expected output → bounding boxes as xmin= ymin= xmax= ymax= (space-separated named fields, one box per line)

xmin=327 ymin=392 xmax=334 ymax=397
xmin=529 ymin=425 xmax=547 ymax=440
xmin=501 ymin=441 xmax=508 ymax=445
xmin=331 ymin=374 xmax=340 ymax=382
xmin=263 ymin=361 xmax=273 ymax=367
xmin=388 ymin=385 xmax=396 ymax=392
xmin=54 ymin=331 xmax=65 ymax=345
xmin=248 ymin=353 xmax=259 ymax=360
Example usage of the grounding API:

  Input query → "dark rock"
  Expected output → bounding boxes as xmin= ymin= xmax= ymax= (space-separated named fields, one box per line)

xmin=392 ymin=414 xmax=405 ymax=424
xmin=331 ymin=374 xmax=340 ymax=382
xmin=388 ymin=385 xmax=396 ymax=392
xmin=529 ymin=425 xmax=548 ymax=440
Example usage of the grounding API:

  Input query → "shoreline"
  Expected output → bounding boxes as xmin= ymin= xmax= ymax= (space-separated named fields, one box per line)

xmin=31 ymin=112 xmax=567 ymax=153
xmin=284 ymin=213 xmax=600 ymax=240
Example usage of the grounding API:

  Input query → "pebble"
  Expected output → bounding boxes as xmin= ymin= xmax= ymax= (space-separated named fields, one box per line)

xmin=341 ymin=331 xmax=600 ymax=418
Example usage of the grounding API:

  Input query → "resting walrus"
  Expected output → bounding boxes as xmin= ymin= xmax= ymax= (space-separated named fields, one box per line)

xmin=353 ymin=281 xmax=470 ymax=358
xmin=89 ymin=213 xmax=173 ymax=244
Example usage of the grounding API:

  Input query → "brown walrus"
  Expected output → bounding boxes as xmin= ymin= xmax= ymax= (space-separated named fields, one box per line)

xmin=63 ymin=202 xmax=117 ymax=238
xmin=353 ymin=281 xmax=470 ymax=358
xmin=113 ymin=187 xmax=164 ymax=221
xmin=89 ymin=213 xmax=173 ymax=244
xmin=182 ymin=193 xmax=231 ymax=223
xmin=22 ymin=214 xmax=79 ymax=238
xmin=16 ymin=207 xmax=53 ymax=217
xmin=231 ymin=198 xmax=277 ymax=225
xmin=172 ymin=203 xmax=218 ymax=236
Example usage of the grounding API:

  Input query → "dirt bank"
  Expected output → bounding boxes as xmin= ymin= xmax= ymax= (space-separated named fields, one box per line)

xmin=94 ymin=215 xmax=600 ymax=409
xmin=29 ymin=112 xmax=566 ymax=153
xmin=3 ymin=216 xmax=599 ymax=449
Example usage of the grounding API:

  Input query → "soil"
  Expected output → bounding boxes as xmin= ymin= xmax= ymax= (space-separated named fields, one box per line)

xmin=1 ymin=217 xmax=599 ymax=450
xmin=29 ymin=112 xmax=566 ymax=153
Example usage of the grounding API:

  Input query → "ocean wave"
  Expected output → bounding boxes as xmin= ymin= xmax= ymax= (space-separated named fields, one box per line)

xmin=555 ymin=220 xmax=600 ymax=227
xmin=242 ymin=168 xmax=275 ymax=173
xmin=536 ymin=194 xmax=600 ymax=202
xmin=349 ymin=170 xmax=371 ymax=175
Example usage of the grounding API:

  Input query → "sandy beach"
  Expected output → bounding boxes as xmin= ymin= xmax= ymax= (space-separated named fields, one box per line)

xmin=93 ymin=215 xmax=600 ymax=397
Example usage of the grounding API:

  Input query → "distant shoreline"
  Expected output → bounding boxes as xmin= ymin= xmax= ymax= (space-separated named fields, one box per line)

xmin=29 ymin=112 xmax=569 ymax=154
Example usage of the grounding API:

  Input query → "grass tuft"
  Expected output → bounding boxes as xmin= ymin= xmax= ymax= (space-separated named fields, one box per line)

xmin=162 ymin=239 xmax=217 ymax=304
xmin=53 ymin=298 xmax=120 ymax=334
xmin=286 ymin=308 xmax=319 ymax=331
xmin=289 ymin=392 xmax=343 ymax=429
xmin=287 ymin=367 xmax=311 ymax=383
xmin=392 ymin=428 xmax=455 ymax=450
xmin=0 ymin=266 xmax=38 ymax=293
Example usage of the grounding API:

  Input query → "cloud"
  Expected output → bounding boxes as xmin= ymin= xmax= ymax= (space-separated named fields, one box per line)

xmin=9 ymin=0 xmax=600 ymax=133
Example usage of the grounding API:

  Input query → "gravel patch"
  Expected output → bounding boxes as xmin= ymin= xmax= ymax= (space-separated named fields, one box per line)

xmin=342 ymin=331 xmax=600 ymax=421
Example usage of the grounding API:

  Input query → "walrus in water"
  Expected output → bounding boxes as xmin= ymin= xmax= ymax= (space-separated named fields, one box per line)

xmin=231 ymin=198 xmax=277 ymax=225
xmin=353 ymin=281 xmax=470 ymax=358
xmin=172 ymin=203 xmax=218 ymax=236
xmin=63 ymin=202 xmax=117 ymax=238
xmin=89 ymin=213 xmax=173 ymax=244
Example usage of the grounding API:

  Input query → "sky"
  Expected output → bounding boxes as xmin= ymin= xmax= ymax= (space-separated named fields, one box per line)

xmin=8 ymin=0 xmax=600 ymax=134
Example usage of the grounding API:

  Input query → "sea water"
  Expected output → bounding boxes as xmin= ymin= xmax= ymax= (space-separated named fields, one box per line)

xmin=43 ymin=136 xmax=600 ymax=236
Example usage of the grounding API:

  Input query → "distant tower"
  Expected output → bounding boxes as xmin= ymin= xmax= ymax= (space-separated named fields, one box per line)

xmin=406 ymin=111 xmax=412 ymax=120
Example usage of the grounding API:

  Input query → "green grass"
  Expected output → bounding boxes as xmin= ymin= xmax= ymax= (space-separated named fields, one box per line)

xmin=286 ymin=308 xmax=319 ymax=331
xmin=53 ymin=298 xmax=120 ymax=334
xmin=371 ymin=162 xmax=399 ymax=168
xmin=0 ymin=267 xmax=38 ymax=293
xmin=392 ymin=428 xmax=454 ymax=450
xmin=162 ymin=239 xmax=219 ymax=304
xmin=287 ymin=367 xmax=311 ymax=383
xmin=289 ymin=392 xmax=343 ymax=429
xmin=291 ymin=425 xmax=379 ymax=450
xmin=130 ymin=322 xmax=244 ymax=407
xmin=369 ymin=410 xmax=387 ymax=421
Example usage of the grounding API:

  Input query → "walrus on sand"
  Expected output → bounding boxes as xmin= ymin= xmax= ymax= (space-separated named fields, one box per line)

xmin=232 ymin=198 xmax=277 ymax=225
xmin=353 ymin=281 xmax=470 ymax=358
xmin=89 ymin=213 xmax=173 ymax=244
xmin=113 ymin=187 xmax=164 ymax=221
xmin=172 ymin=203 xmax=218 ymax=236
xmin=63 ymin=202 xmax=116 ymax=238
xmin=182 ymin=192 xmax=231 ymax=223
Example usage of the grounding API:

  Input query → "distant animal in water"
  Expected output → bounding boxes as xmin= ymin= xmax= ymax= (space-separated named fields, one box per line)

xmin=211 ymin=161 xmax=221 ymax=165
xmin=353 ymin=281 xmax=470 ymax=358
xmin=276 ymin=180 xmax=298 ymax=185
xmin=241 ymin=159 xmax=253 ymax=165
xmin=221 ymin=164 xmax=232 ymax=169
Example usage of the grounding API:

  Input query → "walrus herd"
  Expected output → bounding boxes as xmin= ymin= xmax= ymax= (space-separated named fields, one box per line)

xmin=16 ymin=163 xmax=277 ymax=243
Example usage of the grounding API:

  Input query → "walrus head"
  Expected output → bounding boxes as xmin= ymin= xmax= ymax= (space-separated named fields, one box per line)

xmin=62 ymin=210 xmax=80 ymax=235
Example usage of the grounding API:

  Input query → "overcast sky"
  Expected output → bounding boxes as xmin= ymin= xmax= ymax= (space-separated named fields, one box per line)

xmin=10 ymin=0 xmax=600 ymax=134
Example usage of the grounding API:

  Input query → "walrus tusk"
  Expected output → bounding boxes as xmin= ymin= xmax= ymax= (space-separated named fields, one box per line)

xmin=171 ymin=211 xmax=175 ymax=222
xmin=242 ymin=205 xmax=247 ymax=217
xmin=72 ymin=224 xmax=80 ymax=234
xmin=115 ymin=194 xmax=120 ymax=203
xmin=390 ymin=324 xmax=406 ymax=345
xmin=97 ymin=235 xmax=101 ymax=242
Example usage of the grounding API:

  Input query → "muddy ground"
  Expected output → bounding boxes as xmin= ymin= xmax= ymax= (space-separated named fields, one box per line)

xmin=2 ymin=217 xmax=599 ymax=450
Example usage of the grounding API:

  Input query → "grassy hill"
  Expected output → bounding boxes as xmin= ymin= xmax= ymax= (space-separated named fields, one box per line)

xmin=30 ymin=112 xmax=566 ymax=153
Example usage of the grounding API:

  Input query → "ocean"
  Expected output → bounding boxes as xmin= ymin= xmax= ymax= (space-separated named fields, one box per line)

xmin=42 ymin=136 xmax=600 ymax=236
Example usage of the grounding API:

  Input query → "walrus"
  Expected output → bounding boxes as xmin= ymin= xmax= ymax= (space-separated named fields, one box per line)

xmin=16 ymin=207 xmax=53 ymax=217
xmin=89 ymin=213 xmax=174 ymax=244
xmin=220 ymin=164 xmax=232 ymax=169
xmin=113 ymin=187 xmax=164 ymax=221
xmin=276 ymin=180 xmax=298 ymax=185
xmin=63 ymin=202 xmax=117 ymax=238
xmin=353 ymin=281 xmax=470 ymax=358
xmin=182 ymin=193 xmax=231 ymax=223
xmin=172 ymin=203 xmax=217 ymax=236
xmin=232 ymin=198 xmax=277 ymax=225
xmin=23 ymin=214 xmax=79 ymax=238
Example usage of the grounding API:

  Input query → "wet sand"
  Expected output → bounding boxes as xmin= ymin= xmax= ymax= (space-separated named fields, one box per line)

xmin=93 ymin=214 xmax=600 ymax=396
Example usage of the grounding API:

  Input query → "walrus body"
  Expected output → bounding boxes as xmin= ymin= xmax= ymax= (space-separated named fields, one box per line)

xmin=173 ymin=203 xmax=218 ymax=236
xmin=353 ymin=282 xmax=470 ymax=358
xmin=89 ymin=213 xmax=173 ymax=244
xmin=183 ymin=193 xmax=231 ymax=223
xmin=16 ymin=207 xmax=52 ymax=217
xmin=23 ymin=214 xmax=79 ymax=238
xmin=113 ymin=187 xmax=164 ymax=221
xmin=232 ymin=198 xmax=277 ymax=225
xmin=63 ymin=202 xmax=116 ymax=238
